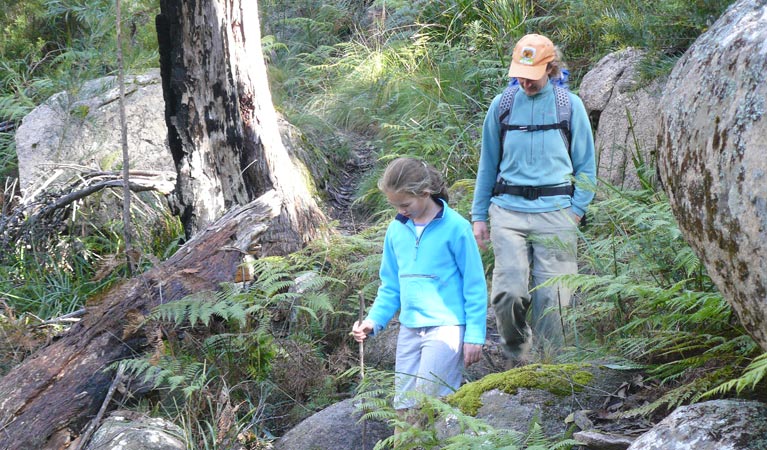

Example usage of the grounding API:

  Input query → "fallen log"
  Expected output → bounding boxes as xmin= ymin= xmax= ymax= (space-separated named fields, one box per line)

xmin=0 ymin=190 xmax=282 ymax=450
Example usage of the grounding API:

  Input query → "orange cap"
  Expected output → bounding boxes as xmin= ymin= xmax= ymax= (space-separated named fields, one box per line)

xmin=507 ymin=34 xmax=555 ymax=80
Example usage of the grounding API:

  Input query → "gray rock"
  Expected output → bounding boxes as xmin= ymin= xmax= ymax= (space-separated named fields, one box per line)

xmin=657 ymin=0 xmax=767 ymax=350
xmin=15 ymin=69 xmax=174 ymax=195
xmin=272 ymin=397 xmax=392 ymax=450
xmin=436 ymin=364 xmax=641 ymax=441
xmin=579 ymin=48 xmax=665 ymax=189
xmin=362 ymin=319 xmax=399 ymax=370
xmin=573 ymin=430 xmax=634 ymax=450
xmin=580 ymin=48 xmax=645 ymax=112
xmin=84 ymin=411 xmax=185 ymax=450
xmin=627 ymin=399 xmax=767 ymax=450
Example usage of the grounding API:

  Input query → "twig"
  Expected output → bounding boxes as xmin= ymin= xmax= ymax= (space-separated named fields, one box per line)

xmin=44 ymin=179 xmax=163 ymax=212
xmin=38 ymin=308 xmax=87 ymax=326
xmin=72 ymin=363 xmax=125 ymax=450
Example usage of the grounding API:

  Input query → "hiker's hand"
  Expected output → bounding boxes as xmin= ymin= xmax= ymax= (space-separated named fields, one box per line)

xmin=352 ymin=319 xmax=374 ymax=343
xmin=463 ymin=343 xmax=482 ymax=367
xmin=473 ymin=221 xmax=489 ymax=250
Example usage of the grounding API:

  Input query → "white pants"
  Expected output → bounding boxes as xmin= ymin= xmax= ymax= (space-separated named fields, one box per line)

xmin=393 ymin=325 xmax=464 ymax=410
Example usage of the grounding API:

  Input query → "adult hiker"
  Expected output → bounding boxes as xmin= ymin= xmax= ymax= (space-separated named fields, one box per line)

xmin=471 ymin=33 xmax=596 ymax=365
xmin=352 ymin=157 xmax=487 ymax=433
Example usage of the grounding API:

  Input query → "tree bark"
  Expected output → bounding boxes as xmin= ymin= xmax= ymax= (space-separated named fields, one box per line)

xmin=156 ymin=0 xmax=328 ymax=255
xmin=0 ymin=190 xmax=282 ymax=450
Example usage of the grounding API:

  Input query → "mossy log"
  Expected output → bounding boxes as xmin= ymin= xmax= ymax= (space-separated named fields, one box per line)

xmin=0 ymin=190 xmax=282 ymax=450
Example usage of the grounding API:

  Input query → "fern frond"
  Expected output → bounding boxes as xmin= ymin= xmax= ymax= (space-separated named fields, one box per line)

xmin=116 ymin=358 xmax=162 ymax=386
xmin=701 ymin=352 xmax=767 ymax=399
xmin=619 ymin=366 xmax=733 ymax=418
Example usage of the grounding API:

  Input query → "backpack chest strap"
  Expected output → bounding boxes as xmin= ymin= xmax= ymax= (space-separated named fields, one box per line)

xmin=501 ymin=121 xmax=569 ymax=132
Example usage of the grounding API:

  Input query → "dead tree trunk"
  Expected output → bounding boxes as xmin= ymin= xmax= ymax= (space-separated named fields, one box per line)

xmin=156 ymin=0 xmax=328 ymax=255
xmin=0 ymin=191 xmax=281 ymax=450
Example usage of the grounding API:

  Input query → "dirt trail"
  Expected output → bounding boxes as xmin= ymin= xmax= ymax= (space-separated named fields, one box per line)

xmin=324 ymin=132 xmax=376 ymax=234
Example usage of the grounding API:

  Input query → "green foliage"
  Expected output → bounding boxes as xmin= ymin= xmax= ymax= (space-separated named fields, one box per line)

xmin=293 ymin=34 xmax=499 ymax=213
xmin=538 ymin=0 xmax=735 ymax=83
xmin=266 ymin=1 xmax=537 ymax=216
xmin=702 ymin=352 xmax=767 ymax=400
xmin=350 ymin=367 xmax=582 ymax=450
xmin=150 ymin=290 xmax=249 ymax=329
xmin=116 ymin=287 xmax=280 ymax=447
xmin=1 ymin=0 xmax=159 ymax=76
xmin=0 ymin=228 xmax=117 ymax=317
xmin=0 ymin=190 xmax=184 ymax=321
xmin=114 ymin=238 xmax=383 ymax=443
xmin=548 ymin=178 xmax=763 ymax=417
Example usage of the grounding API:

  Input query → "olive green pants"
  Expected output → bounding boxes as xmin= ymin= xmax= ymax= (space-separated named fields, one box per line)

xmin=489 ymin=204 xmax=578 ymax=359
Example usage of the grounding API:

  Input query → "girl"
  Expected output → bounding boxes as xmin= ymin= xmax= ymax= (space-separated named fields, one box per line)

xmin=352 ymin=157 xmax=487 ymax=425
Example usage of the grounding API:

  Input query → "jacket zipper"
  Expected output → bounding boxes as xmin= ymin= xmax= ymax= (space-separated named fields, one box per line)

xmin=411 ymin=216 xmax=440 ymax=260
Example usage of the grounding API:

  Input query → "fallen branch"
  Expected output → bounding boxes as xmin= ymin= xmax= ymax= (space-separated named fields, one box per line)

xmin=0 ymin=190 xmax=282 ymax=449
xmin=38 ymin=308 xmax=87 ymax=326
xmin=0 ymin=170 xmax=176 ymax=261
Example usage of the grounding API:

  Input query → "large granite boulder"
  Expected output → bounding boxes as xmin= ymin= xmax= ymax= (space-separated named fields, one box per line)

xmin=579 ymin=48 xmax=664 ymax=190
xmin=657 ymin=0 xmax=767 ymax=350
xmin=627 ymin=399 xmax=767 ymax=450
xmin=15 ymin=69 xmax=174 ymax=196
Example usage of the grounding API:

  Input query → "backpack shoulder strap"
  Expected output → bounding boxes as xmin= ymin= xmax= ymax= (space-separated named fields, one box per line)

xmin=496 ymin=85 xmax=519 ymax=176
xmin=552 ymin=85 xmax=572 ymax=156
xmin=498 ymin=85 xmax=519 ymax=123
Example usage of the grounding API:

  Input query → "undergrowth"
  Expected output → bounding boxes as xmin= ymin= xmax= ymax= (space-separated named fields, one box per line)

xmin=557 ymin=171 xmax=765 ymax=416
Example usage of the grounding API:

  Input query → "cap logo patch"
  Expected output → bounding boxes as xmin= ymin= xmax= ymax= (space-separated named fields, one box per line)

xmin=519 ymin=46 xmax=536 ymax=65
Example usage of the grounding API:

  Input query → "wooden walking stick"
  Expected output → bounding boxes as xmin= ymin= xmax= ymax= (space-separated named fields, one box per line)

xmin=358 ymin=292 xmax=367 ymax=448
xmin=358 ymin=292 xmax=366 ymax=379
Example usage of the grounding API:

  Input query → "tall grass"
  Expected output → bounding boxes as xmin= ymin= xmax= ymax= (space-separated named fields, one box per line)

xmin=537 ymin=0 xmax=734 ymax=83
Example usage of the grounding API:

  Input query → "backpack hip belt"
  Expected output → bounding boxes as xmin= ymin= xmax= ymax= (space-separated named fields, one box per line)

xmin=492 ymin=183 xmax=574 ymax=200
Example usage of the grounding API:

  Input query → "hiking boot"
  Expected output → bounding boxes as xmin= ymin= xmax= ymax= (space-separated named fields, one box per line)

xmin=504 ymin=354 xmax=532 ymax=370
xmin=502 ymin=339 xmax=532 ymax=360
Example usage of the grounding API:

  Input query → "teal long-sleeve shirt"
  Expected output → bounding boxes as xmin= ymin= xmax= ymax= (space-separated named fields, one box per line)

xmin=366 ymin=199 xmax=488 ymax=345
xmin=471 ymin=82 xmax=596 ymax=221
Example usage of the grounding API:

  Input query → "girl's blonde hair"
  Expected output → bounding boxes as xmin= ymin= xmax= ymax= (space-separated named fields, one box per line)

xmin=378 ymin=157 xmax=449 ymax=202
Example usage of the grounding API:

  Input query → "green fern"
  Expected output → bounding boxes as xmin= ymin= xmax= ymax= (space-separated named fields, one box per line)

xmin=148 ymin=292 xmax=247 ymax=328
xmin=701 ymin=352 xmax=767 ymax=399
xmin=620 ymin=366 xmax=735 ymax=418
xmin=545 ymin=177 xmax=763 ymax=419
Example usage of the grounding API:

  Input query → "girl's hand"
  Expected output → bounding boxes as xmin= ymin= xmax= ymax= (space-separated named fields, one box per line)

xmin=352 ymin=319 xmax=374 ymax=343
xmin=463 ymin=343 xmax=483 ymax=367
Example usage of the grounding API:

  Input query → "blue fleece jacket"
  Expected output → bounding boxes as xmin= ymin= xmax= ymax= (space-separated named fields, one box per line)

xmin=366 ymin=199 xmax=488 ymax=345
xmin=471 ymin=81 xmax=596 ymax=221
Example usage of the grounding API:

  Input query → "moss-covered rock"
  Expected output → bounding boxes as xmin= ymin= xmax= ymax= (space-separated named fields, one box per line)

xmin=447 ymin=363 xmax=594 ymax=416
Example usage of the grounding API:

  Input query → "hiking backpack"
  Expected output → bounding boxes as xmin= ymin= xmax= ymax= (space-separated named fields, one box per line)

xmin=492 ymin=83 xmax=579 ymax=205
xmin=497 ymin=83 xmax=572 ymax=155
